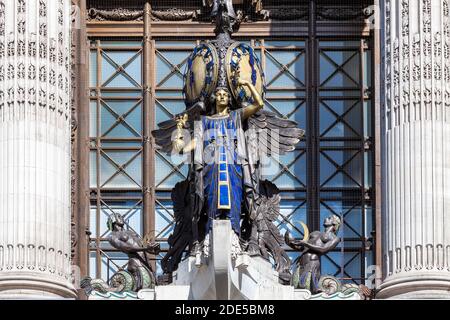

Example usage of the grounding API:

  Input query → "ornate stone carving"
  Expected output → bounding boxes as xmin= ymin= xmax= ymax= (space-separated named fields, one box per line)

xmin=379 ymin=0 xmax=450 ymax=299
xmin=88 ymin=8 xmax=143 ymax=21
xmin=317 ymin=6 xmax=374 ymax=21
xmin=151 ymin=8 xmax=197 ymax=21
xmin=261 ymin=7 xmax=308 ymax=21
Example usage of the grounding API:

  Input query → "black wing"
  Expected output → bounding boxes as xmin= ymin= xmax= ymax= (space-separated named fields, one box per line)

xmin=151 ymin=101 xmax=205 ymax=154
xmin=248 ymin=110 xmax=305 ymax=155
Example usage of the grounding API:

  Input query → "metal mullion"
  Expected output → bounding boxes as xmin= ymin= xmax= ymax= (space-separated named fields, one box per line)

xmin=95 ymin=39 xmax=102 ymax=279
xmin=267 ymin=87 xmax=307 ymax=92
xmin=95 ymin=147 xmax=142 ymax=152
xmin=100 ymin=149 xmax=143 ymax=188
xmin=154 ymin=87 xmax=185 ymax=92
xmin=319 ymin=136 xmax=361 ymax=141
xmin=270 ymin=151 xmax=307 ymax=187
xmin=143 ymin=2 xmax=156 ymax=271
xmin=285 ymin=101 xmax=306 ymax=119
xmin=307 ymin=0 xmax=320 ymax=231
xmin=100 ymin=99 xmax=143 ymax=138
xmin=320 ymin=146 xmax=361 ymax=151
xmin=319 ymin=149 xmax=362 ymax=189
xmin=100 ymin=87 xmax=143 ymax=92
xmin=260 ymin=39 xmax=266 ymax=78
xmin=154 ymin=199 xmax=175 ymax=220
xmin=154 ymin=161 xmax=187 ymax=189
xmin=94 ymin=46 xmax=143 ymax=51
xmin=154 ymin=46 xmax=198 ymax=51
xmin=319 ymin=100 xmax=361 ymax=138
xmin=101 ymin=50 xmax=142 ymax=88
xmin=319 ymin=46 xmax=362 ymax=51
xmin=265 ymin=50 xmax=305 ymax=87
xmin=319 ymin=50 xmax=360 ymax=87
xmin=155 ymin=98 xmax=180 ymax=118
xmin=261 ymin=46 xmax=306 ymax=51
xmin=156 ymin=54 xmax=189 ymax=88
xmin=358 ymin=38 xmax=367 ymax=281
xmin=265 ymin=96 xmax=306 ymax=100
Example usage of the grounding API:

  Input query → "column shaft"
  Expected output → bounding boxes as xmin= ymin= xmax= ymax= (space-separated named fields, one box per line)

xmin=0 ymin=0 xmax=76 ymax=298
xmin=379 ymin=0 xmax=450 ymax=299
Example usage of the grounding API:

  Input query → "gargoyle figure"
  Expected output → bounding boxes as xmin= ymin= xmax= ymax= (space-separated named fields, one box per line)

xmin=81 ymin=214 xmax=160 ymax=295
xmin=285 ymin=215 xmax=341 ymax=294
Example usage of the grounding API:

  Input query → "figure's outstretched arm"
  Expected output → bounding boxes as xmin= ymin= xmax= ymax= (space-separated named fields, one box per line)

xmin=110 ymin=238 xmax=160 ymax=254
xmin=300 ymin=236 xmax=340 ymax=255
xmin=172 ymin=114 xmax=197 ymax=153
xmin=238 ymin=79 xmax=264 ymax=120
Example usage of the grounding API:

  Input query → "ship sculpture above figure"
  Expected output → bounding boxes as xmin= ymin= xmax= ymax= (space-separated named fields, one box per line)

xmin=152 ymin=0 xmax=304 ymax=284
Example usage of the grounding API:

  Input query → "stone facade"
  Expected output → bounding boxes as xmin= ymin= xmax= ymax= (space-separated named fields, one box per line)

xmin=0 ymin=0 xmax=76 ymax=298
xmin=378 ymin=0 xmax=450 ymax=299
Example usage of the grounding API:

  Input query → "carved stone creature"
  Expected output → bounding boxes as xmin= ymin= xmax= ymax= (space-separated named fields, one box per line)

xmin=81 ymin=214 xmax=160 ymax=295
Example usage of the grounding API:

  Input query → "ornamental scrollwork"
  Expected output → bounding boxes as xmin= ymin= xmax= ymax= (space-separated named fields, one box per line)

xmin=317 ymin=6 xmax=373 ymax=21
xmin=88 ymin=8 xmax=143 ymax=21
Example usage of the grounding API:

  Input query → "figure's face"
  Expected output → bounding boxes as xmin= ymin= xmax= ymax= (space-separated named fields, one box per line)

xmin=216 ymin=89 xmax=229 ymax=110
xmin=323 ymin=216 xmax=332 ymax=227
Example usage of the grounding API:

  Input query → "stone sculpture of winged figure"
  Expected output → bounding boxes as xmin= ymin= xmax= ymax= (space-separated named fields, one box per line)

xmin=151 ymin=0 xmax=304 ymax=284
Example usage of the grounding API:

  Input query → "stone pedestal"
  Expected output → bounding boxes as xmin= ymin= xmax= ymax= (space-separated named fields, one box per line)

xmin=378 ymin=0 xmax=450 ymax=299
xmin=0 ymin=0 xmax=76 ymax=298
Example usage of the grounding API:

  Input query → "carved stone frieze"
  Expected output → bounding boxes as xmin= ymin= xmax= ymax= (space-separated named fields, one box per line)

xmin=317 ymin=6 xmax=374 ymax=21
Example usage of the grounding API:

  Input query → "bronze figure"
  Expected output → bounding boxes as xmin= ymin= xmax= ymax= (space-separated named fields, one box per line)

xmin=285 ymin=215 xmax=341 ymax=294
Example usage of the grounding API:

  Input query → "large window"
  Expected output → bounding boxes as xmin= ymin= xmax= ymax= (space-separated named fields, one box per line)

xmin=85 ymin=1 xmax=376 ymax=286
xmin=88 ymin=40 xmax=144 ymax=280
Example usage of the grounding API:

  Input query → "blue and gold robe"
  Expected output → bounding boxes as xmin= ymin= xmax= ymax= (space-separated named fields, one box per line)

xmin=195 ymin=110 xmax=245 ymax=234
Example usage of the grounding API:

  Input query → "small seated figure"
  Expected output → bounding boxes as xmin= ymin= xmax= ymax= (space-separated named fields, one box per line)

xmin=81 ymin=214 xmax=160 ymax=295
xmin=285 ymin=215 xmax=341 ymax=294
xmin=107 ymin=213 xmax=161 ymax=290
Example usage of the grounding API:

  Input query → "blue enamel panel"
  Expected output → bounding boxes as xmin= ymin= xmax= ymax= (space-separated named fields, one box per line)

xmin=219 ymin=185 xmax=230 ymax=206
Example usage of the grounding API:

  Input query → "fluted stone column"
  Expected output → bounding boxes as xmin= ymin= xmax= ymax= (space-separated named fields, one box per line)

xmin=0 ymin=0 xmax=76 ymax=298
xmin=378 ymin=0 xmax=450 ymax=299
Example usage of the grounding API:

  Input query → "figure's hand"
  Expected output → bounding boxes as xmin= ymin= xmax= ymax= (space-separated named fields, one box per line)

xmin=173 ymin=114 xmax=188 ymax=152
xmin=146 ymin=242 xmax=161 ymax=255
xmin=175 ymin=113 xmax=188 ymax=129
xmin=237 ymin=78 xmax=250 ymax=87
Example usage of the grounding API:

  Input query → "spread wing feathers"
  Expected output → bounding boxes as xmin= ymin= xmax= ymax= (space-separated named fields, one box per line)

xmin=248 ymin=110 xmax=305 ymax=155
xmin=152 ymin=125 xmax=178 ymax=154
xmin=152 ymin=102 xmax=204 ymax=154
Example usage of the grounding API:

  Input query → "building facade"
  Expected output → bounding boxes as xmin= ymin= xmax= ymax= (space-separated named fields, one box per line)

xmin=0 ymin=0 xmax=449 ymax=299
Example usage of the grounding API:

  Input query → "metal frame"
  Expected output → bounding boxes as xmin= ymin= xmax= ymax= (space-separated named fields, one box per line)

xmin=77 ymin=0 xmax=379 ymax=286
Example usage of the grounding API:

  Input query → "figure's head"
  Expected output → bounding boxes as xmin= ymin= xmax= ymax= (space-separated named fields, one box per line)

xmin=107 ymin=213 xmax=125 ymax=231
xmin=323 ymin=215 xmax=341 ymax=233
xmin=215 ymin=87 xmax=230 ymax=112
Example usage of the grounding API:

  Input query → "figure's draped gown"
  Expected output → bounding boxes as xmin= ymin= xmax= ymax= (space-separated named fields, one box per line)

xmin=200 ymin=110 xmax=243 ymax=234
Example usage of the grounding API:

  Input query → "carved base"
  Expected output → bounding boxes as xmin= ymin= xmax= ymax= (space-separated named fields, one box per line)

xmin=0 ymin=272 xmax=77 ymax=299
xmin=377 ymin=272 xmax=450 ymax=299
